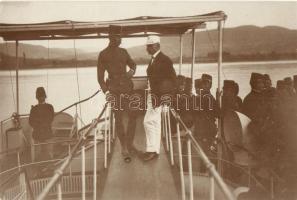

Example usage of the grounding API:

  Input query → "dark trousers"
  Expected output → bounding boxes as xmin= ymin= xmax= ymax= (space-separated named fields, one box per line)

xmin=114 ymin=110 xmax=136 ymax=150
xmin=111 ymin=92 xmax=137 ymax=151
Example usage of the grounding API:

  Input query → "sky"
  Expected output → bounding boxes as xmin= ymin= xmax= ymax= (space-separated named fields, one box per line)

xmin=0 ymin=1 xmax=296 ymax=51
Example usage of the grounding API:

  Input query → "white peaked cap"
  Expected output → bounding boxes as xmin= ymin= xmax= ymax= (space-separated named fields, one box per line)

xmin=146 ymin=35 xmax=160 ymax=45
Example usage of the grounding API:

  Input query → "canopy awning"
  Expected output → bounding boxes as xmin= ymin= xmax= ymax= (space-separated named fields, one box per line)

xmin=0 ymin=11 xmax=226 ymax=41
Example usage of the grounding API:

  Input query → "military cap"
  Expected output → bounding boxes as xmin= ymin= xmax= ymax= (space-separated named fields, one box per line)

xmin=283 ymin=77 xmax=293 ymax=85
xmin=185 ymin=77 xmax=192 ymax=87
xmin=177 ymin=75 xmax=186 ymax=83
xmin=294 ymin=75 xmax=297 ymax=86
xmin=109 ymin=25 xmax=122 ymax=36
xmin=250 ymin=72 xmax=264 ymax=84
xmin=36 ymin=87 xmax=46 ymax=98
xmin=263 ymin=74 xmax=271 ymax=81
xmin=195 ymin=78 xmax=203 ymax=89
xmin=201 ymin=74 xmax=212 ymax=82
xmin=276 ymin=80 xmax=285 ymax=90
xmin=223 ymin=80 xmax=235 ymax=89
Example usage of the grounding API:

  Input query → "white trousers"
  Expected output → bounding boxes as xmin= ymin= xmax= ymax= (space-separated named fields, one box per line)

xmin=143 ymin=88 xmax=163 ymax=154
xmin=143 ymin=106 xmax=162 ymax=154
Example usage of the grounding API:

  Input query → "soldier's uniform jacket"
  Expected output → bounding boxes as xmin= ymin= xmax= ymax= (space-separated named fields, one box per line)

xmin=242 ymin=90 xmax=268 ymax=122
xmin=97 ymin=45 xmax=136 ymax=94
xmin=29 ymin=103 xmax=54 ymax=141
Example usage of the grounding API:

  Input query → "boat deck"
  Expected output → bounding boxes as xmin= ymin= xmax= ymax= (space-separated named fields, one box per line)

xmin=100 ymin=116 xmax=179 ymax=200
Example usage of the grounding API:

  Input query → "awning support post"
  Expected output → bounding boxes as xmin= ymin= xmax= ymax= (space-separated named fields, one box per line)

xmin=217 ymin=20 xmax=223 ymax=174
xmin=191 ymin=29 xmax=196 ymax=93
xmin=179 ymin=34 xmax=183 ymax=75
xmin=15 ymin=40 xmax=20 ymax=114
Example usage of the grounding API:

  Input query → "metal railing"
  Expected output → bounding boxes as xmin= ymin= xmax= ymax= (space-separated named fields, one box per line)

xmin=161 ymin=106 xmax=282 ymax=200
xmin=36 ymin=102 xmax=113 ymax=200
xmin=0 ymin=102 xmax=115 ymax=200
xmin=162 ymin=106 xmax=236 ymax=200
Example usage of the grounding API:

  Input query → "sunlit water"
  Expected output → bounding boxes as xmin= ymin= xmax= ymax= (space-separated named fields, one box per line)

xmin=1 ymin=60 xmax=297 ymax=123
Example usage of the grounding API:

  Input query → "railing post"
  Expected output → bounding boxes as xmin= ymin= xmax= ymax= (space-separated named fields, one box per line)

xmin=15 ymin=40 xmax=20 ymax=114
xmin=68 ymin=144 xmax=72 ymax=177
xmin=104 ymin=109 xmax=108 ymax=168
xmin=108 ymin=105 xmax=111 ymax=154
xmin=166 ymin=108 xmax=174 ymax=166
xmin=112 ymin=111 xmax=115 ymax=140
xmin=179 ymin=34 xmax=183 ymax=75
xmin=217 ymin=20 xmax=224 ymax=175
xmin=17 ymin=151 xmax=21 ymax=172
xmin=248 ymin=167 xmax=251 ymax=187
xmin=81 ymin=145 xmax=86 ymax=200
xmin=163 ymin=108 xmax=169 ymax=151
xmin=210 ymin=175 xmax=215 ymax=200
xmin=187 ymin=138 xmax=194 ymax=200
xmin=93 ymin=128 xmax=98 ymax=200
xmin=57 ymin=181 xmax=62 ymax=200
xmin=176 ymin=122 xmax=186 ymax=200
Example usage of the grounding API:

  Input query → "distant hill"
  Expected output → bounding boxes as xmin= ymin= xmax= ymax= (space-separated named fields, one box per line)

xmin=127 ymin=25 xmax=297 ymax=62
xmin=0 ymin=43 xmax=97 ymax=60
xmin=0 ymin=25 xmax=296 ymax=66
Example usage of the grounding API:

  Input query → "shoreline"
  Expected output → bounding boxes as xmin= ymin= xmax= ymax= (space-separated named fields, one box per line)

xmin=0 ymin=59 xmax=297 ymax=71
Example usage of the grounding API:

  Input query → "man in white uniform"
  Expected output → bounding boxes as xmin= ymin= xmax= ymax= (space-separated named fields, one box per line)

xmin=143 ymin=36 xmax=177 ymax=161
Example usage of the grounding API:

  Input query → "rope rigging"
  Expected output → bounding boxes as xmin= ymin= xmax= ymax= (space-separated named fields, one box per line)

xmin=73 ymin=39 xmax=83 ymax=125
xmin=46 ymin=40 xmax=50 ymax=94
xmin=5 ymin=41 xmax=16 ymax=111
xmin=206 ymin=25 xmax=227 ymax=79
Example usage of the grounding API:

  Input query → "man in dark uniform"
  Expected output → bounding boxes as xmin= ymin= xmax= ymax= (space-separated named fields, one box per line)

xmin=194 ymin=74 xmax=218 ymax=154
xmin=97 ymin=25 xmax=137 ymax=161
xmin=242 ymin=73 xmax=278 ymax=165
xmin=143 ymin=35 xmax=177 ymax=161
xmin=222 ymin=80 xmax=242 ymax=113
xmin=176 ymin=75 xmax=186 ymax=93
xmin=184 ymin=77 xmax=193 ymax=95
xmin=194 ymin=78 xmax=203 ymax=95
xmin=242 ymin=73 xmax=266 ymax=121
xmin=29 ymin=87 xmax=54 ymax=160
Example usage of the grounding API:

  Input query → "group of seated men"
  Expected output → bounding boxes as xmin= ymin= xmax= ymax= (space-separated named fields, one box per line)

xmin=170 ymin=72 xmax=297 ymax=197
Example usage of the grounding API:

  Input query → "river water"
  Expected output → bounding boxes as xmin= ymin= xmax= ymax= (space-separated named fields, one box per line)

xmin=1 ymin=60 xmax=297 ymax=123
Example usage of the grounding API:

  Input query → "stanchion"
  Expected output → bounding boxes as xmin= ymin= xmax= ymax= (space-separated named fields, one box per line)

xmin=164 ymin=108 xmax=169 ymax=151
xmin=167 ymin=109 xmax=174 ymax=165
xmin=210 ymin=175 xmax=215 ymax=200
xmin=176 ymin=122 xmax=186 ymax=200
xmin=104 ymin=109 xmax=108 ymax=168
xmin=108 ymin=106 xmax=111 ymax=154
xmin=81 ymin=145 xmax=86 ymax=200
xmin=187 ymin=139 xmax=194 ymax=200
xmin=57 ymin=182 xmax=62 ymax=200
xmin=93 ymin=128 xmax=98 ymax=200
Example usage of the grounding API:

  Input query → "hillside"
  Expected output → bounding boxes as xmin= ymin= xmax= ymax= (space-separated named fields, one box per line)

xmin=0 ymin=25 xmax=296 ymax=69
xmin=127 ymin=25 xmax=297 ymax=62
xmin=0 ymin=43 xmax=97 ymax=60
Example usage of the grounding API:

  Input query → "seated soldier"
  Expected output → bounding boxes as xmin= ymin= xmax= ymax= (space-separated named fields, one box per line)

xmin=29 ymin=87 xmax=54 ymax=160
xmin=176 ymin=75 xmax=186 ymax=94
xmin=284 ymin=77 xmax=295 ymax=97
xmin=194 ymin=78 xmax=203 ymax=95
xmin=194 ymin=74 xmax=218 ymax=153
xmin=222 ymin=80 xmax=242 ymax=113
xmin=184 ymin=77 xmax=193 ymax=95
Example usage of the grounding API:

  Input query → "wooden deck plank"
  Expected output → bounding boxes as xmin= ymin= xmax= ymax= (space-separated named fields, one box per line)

xmin=101 ymin=116 xmax=179 ymax=200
